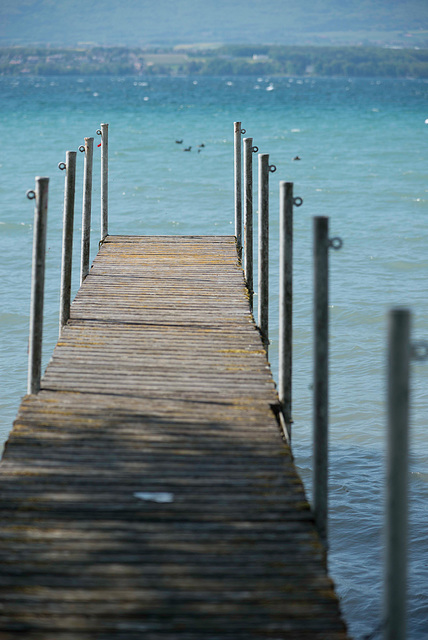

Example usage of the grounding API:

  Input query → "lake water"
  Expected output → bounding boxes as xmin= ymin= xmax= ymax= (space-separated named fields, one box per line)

xmin=0 ymin=75 xmax=427 ymax=638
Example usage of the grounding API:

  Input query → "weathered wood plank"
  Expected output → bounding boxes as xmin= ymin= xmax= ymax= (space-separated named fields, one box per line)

xmin=0 ymin=235 xmax=349 ymax=638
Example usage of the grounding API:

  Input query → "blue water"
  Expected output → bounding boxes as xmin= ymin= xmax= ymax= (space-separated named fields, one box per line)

xmin=0 ymin=75 xmax=427 ymax=638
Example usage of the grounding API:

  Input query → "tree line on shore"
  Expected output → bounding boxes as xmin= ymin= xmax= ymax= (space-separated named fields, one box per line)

xmin=1 ymin=44 xmax=427 ymax=78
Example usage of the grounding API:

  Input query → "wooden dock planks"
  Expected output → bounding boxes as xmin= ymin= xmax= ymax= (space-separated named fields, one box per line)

xmin=0 ymin=235 xmax=349 ymax=639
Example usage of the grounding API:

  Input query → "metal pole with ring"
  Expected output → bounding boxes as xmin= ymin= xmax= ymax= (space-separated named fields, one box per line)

xmin=258 ymin=153 xmax=276 ymax=355
xmin=243 ymin=137 xmax=258 ymax=311
xmin=27 ymin=177 xmax=49 ymax=395
xmin=279 ymin=182 xmax=303 ymax=441
xmin=234 ymin=122 xmax=246 ymax=260
xmin=79 ymin=137 xmax=94 ymax=285
xmin=97 ymin=123 xmax=108 ymax=241
xmin=59 ymin=151 xmax=77 ymax=334
xmin=312 ymin=216 xmax=343 ymax=550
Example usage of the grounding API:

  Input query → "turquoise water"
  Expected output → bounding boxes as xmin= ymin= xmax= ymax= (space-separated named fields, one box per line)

xmin=0 ymin=75 xmax=427 ymax=638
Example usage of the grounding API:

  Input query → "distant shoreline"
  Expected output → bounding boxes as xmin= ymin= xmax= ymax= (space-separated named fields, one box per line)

xmin=1 ymin=44 xmax=427 ymax=78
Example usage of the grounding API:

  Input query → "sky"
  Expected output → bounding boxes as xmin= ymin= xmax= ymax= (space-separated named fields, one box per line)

xmin=1 ymin=0 xmax=428 ymax=47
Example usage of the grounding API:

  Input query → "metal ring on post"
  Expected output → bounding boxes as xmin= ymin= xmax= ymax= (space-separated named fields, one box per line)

xmin=79 ymin=145 xmax=85 ymax=153
xmin=269 ymin=164 xmax=277 ymax=173
xmin=329 ymin=237 xmax=343 ymax=250
xmin=252 ymin=146 xmax=258 ymax=153
xmin=96 ymin=129 xmax=102 ymax=136
xmin=411 ymin=340 xmax=428 ymax=361
xmin=58 ymin=162 xmax=66 ymax=171
xmin=26 ymin=190 xmax=36 ymax=200
xmin=241 ymin=128 xmax=246 ymax=135
xmin=293 ymin=197 xmax=303 ymax=207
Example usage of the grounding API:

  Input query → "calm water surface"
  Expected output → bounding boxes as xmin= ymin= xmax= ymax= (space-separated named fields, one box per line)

xmin=0 ymin=75 xmax=427 ymax=638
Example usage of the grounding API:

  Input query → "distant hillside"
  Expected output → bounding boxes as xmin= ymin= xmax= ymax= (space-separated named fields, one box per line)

xmin=1 ymin=45 xmax=427 ymax=78
xmin=1 ymin=0 xmax=428 ymax=47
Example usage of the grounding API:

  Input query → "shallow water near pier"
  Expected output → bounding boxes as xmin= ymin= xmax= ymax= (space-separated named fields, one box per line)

xmin=0 ymin=75 xmax=427 ymax=638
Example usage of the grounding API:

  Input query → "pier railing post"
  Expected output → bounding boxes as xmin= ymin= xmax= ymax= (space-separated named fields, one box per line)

xmin=97 ymin=123 xmax=109 ymax=241
xmin=384 ymin=308 xmax=410 ymax=640
xmin=258 ymin=153 xmax=275 ymax=355
xmin=312 ymin=217 xmax=343 ymax=549
xmin=27 ymin=177 xmax=49 ymax=395
xmin=234 ymin=121 xmax=245 ymax=259
xmin=313 ymin=216 xmax=329 ymax=547
xmin=279 ymin=182 xmax=295 ymax=439
xmin=279 ymin=185 xmax=304 ymax=440
xmin=79 ymin=137 xmax=94 ymax=285
xmin=59 ymin=151 xmax=77 ymax=334
xmin=243 ymin=137 xmax=258 ymax=311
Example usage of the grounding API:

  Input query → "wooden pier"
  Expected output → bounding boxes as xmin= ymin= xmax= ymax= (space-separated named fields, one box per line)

xmin=0 ymin=235 xmax=349 ymax=639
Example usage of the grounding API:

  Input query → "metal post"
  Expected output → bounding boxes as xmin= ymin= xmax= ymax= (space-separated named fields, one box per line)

xmin=27 ymin=177 xmax=49 ymax=395
xmin=59 ymin=150 xmax=77 ymax=333
xmin=258 ymin=153 xmax=271 ymax=354
xmin=80 ymin=137 xmax=94 ymax=285
xmin=384 ymin=308 xmax=410 ymax=640
xmin=234 ymin=122 xmax=244 ymax=259
xmin=98 ymin=123 xmax=108 ymax=240
xmin=243 ymin=137 xmax=257 ymax=311
xmin=279 ymin=182 xmax=293 ymax=439
xmin=313 ymin=215 xmax=329 ymax=548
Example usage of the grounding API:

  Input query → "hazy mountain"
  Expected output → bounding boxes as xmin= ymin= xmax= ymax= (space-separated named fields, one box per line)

xmin=1 ymin=0 xmax=428 ymax=47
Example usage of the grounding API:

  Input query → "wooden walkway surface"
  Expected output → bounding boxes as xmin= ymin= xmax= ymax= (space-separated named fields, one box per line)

xmin=0 ymin=236 xmax=349 ymax=639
